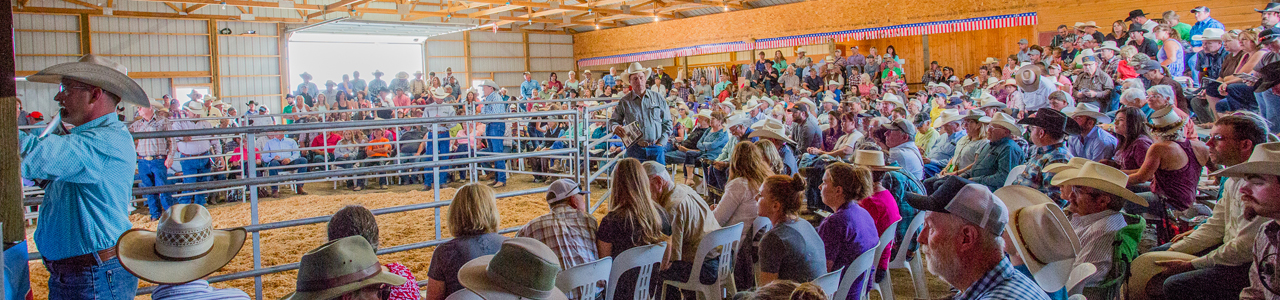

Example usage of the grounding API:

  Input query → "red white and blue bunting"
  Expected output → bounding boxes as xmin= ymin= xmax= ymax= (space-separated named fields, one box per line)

xmin=578 ymin=12 xmax=1038 ymax=68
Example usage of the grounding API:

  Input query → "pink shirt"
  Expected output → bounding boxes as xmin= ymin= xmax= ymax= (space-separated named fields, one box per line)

xmin=859 ymin=189 xmax=902 ymax=270
xmin=394 ymin=94 xmax=411 ymax=107
xmin=385 ymin=262 xmax=421 ymax=300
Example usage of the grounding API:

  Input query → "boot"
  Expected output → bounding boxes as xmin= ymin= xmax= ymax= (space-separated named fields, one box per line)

xmin=296 ymin=185 xmax=309 ymax=195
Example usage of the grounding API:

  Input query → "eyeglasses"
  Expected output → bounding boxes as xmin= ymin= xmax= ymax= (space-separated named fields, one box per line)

xmin=58 ymin=84 xmax=96 ymax=95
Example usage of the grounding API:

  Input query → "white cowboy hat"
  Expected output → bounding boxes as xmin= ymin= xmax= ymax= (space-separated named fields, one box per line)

xmin=726 ymin=113 xmax=752 ymax=128
xmin=1073 ymin=22 xmax=1086 ymax=28
xmin=432 ymin=87 xmax=450 ymax=98
xmin=1067 ymin=263 xmax=1098 ymax=295
xmin=26 ymin=54 xmax=149 ymax=107
xmin=962 ymin=110 xmax=989 ymax=122
xmin=978 ymin=94 xmax=1007 ymax=109
xmin=1072 ymin=49 xmax=1097 ymax=66
xmin=695 ymin=109 xmax=713 ymax=120
xmin=1068 ymin=102 xmax=1111 ymax=123
xmin=994 ymin=186 xmax=1081 ymax=292
xmin=852 ymin=150 xmax=900 ymax=171
xmin=1050 ymin=161 xmax=1148 ymax=206
xmin=826 ymin=80 xmax=840 ymax=87
xmin=1099 ymin=41 xmax=1122 ymax=52
xmin=117 ymin=204 xmax=246 ymax=285
xmin=1016 ymin=64 xmax=1043 ymax=92
xmin=184 ymin=100 xmax=207 ymax=114
xmin=747 ymin=118 xmax=796 ymax=145
xmin=796 ymin=48 xmax=807 ymax=54
xmin=1212 ymin=142 xmax=1280 ymax=178
xmin=989 ymin=112 xmax=1024 ymax=136
xmin=479 ymin=79 xmax=501 ymax=90
xmin=798 ymin=89 xmax=814 ymax=97
xmin=822 ymin=93 xmax=838 ymax=106
xmin=618 ymin=62 xmax=649 ymax=79
xmin=1044 ymin=157 xmax=1091 ymax=174
xmin=799 ymin=98 xmax=817 ymax=111
xmin=148 ymin=99 xmax=170 ymax=113
xmin=282 ymin=236 xmax=407 ymax=300
xmin=1126 ymin=251 xmax=1199 ymax=300
xmin=982 ymin=57 xmax=1000 ymax=65
xmin=1193 ymin=28 xmax=1226 ymax=41
xmin=459 ymin=238 xmax=568 ymax=300
xmin=396 ymin=71 xmax=410 ymax=79
xmin=879 ymin=93 xmax=904 ymax=108
xmin=1081 ymin=21 xmax=1099 ymax=28
xmin=933 ymin=109 xmax=964 ymax=128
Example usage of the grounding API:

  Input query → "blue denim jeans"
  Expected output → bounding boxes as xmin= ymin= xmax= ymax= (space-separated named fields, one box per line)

xmin=1258 ymin=90 xmax=1280 ymax=133
xmin=1163 ymin=262 xmax=1250 ymax=300
xmin=136 ymin=158 xmax=172 ymax=219
xmin=44 ymin=257 xmax=138 ymax=300
xmin=485 ymin=123 xmax=507 ymax=183
xmin=422 ymin=131 xmax=453 ymax=187
xmin=178 ymin=156 xmax=211 ymax=206
xmin=626 ymin=145 xmax=666 ymax=164
xmin=266 ymin=157 xmax=309 ymax=192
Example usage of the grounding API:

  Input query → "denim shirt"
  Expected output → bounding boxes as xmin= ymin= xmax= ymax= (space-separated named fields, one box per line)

xmin=926 ymin=131 xmax=965 ymax=163
xmin=965 ymin=137 xmax=1026 ymax=191
xmin=481 ymin=91 xmax=507 ymax=115
xmin=697 ymin=129 xmax=731 ymax=161
xmin=609 ymin=89 xmax=673 ymax=146
xmin=1066 ymin=127 xmax=1119 ymax=162
xmin=520 ymin=80 xmax=541 ymax=100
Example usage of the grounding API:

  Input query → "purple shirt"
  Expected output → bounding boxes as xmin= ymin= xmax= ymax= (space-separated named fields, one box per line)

xmin=817 ymin=201 xmax=879 ymax=300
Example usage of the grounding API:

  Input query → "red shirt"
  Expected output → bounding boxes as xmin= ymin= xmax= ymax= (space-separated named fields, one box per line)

xmin=394 ymin=94 xmax=412 ymax=107
xmin=385 ymin=262 xmax=421 ymax=300
xmin=310 ymin=133 xmax=344 ymax=153
xmin=229 ymin=147 xmax=261 ymax=164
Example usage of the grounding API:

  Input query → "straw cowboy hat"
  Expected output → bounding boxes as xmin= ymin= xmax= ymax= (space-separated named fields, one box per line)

xmin=1068 ymin=102 xmax=1111 ymax=123
xmin=852 ymin=150 xmax=901 ymax=171
xmin=282 ymin=236 xmax=407 ymax=300
xmin=1015 ymin=64 xmax=1043 ymax=92
xmin=726 ymin=113 xmax=752 ymax=128
xmin=1072 ymin=49 xmax=1097 ymax=66
xmin=989 ymin=112 xmax=1024 ymax=136
xmin=460 ymin=237 xmax=567 ymax=300
xmin=117 ymin=204 xmax=246 ymax=284
xmin=1067 ymin=263 xmax=1098 ymax=295
xmin=1126 ymin=251 xmax=1199 ymax=300
xmin=796 ymin=48 xmax=807 ymax=54
xmin=148 ymin=99 xmax=170 ymax=113
xmin=1212 ymin=142 xmax=1280 ymax=178
xmin=879 ymin=93 xmax=905 ymax=108
xmin=479 ymin=79 xmax=501 ymax=90
xmin=1073 ymin=22 xmax=1086 ymax=29
xmin=1146 ymin=107 xmax=1184 ymax=134
xmin=748 ymin=118 xmax=796 ymax=145
xmin=300 ymin=72 xmax=313 ymax=79
xmin=982 ymin=57 xmax=1000 ymax=65
xmin=962 ymin=110 xmax=989 ymax=122
xmin=431 ymin=87 xmax=450 ymax=99
xmin=934 ymin=109 xmax=964 ymax=127
xmin=826 ymin=80 xmax=840 ymax=87
xmin=993 ymin=186 xmax=1081 ymax=292
xmin=414 ymin=70 xmax=424 ymax=76
xmin=1193 ymin=28 xmax=1226 ymax=41
xmin=695 ymin=109 xmax=713 ymax=120
xmin=1051 ymin=161 xmax=1148 ymax=206
xmin=26 ymin=54 xmax=149 ymax=107
xmin=619 ymin=62 xmax=649 ymax=79
xmin=184 ymin=100 xmax=207 ymax=115
xmin=799 ymin=98 xmax=817 ymax=112
xmin=396 ymin=71 xmax=410 ymax=79
xmin=1044 ymin=157 xmax=1090 ymax=174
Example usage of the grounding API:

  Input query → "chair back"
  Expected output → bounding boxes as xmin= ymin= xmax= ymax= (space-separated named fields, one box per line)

xmin=607 ymin=242 xmax=668 ymax=300
xmin=445 ymin=289 xmax=484 ymax=300
xmin=812 ymin=268 xmax=843 ymax=300
xmin=687 ymin=222 xmax=745 ymax=299
xmin=557 ymin=257 xmax=613 ymax=300
xmin=870 ymin=219 xmax=902 ymax=269
xmin=1006 ymin=164 xmax=1028 ymax=186
xmin=888 ymin=212 xmax=929 ymax=269
xmin=833 ymin=248 xmax=878 ymax=300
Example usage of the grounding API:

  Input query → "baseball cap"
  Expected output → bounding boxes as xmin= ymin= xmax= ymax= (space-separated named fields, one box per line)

xmin=1018 ymin=38 xmax=1029 ymax=44
xmin=904 ymin=176 xmax=1009 ymax=236
xmin=1080 ymin=56 xmax=1098 ymax=64
xmin=1136 ymin=60 xmax=1163 ymax=73
xmin=881 ymin=118 xmax=917 ymax=139
xmin=546 ymin=179 xmax=588 ymax=204
xmin=1191 ymin=6 xmax=1209 ymax=13
xmin=29 ymin=111 xmax=43 ymax=119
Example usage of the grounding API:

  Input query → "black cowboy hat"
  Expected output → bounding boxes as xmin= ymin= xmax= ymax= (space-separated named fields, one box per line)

xmin=1125 ymin=9 xmax=1148 ymax=21
xmin=1126 ymin=23 xmax=1148 ymax=33
xmin=1017 ymin=107 xmax=1082 ymax=135
xmin=1255 ymin=61 xmax=1280 ymax=93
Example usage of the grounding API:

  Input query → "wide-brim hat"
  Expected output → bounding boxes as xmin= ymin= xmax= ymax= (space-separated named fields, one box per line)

xmin=1067 ymin=263 xmax=1098 ymax=295
xmin=853 ymin=150 xmax=900 ymax=171
xmin=396 ymin=71 xmax=409 ymax=79
xmin=27 ymin=54 xmax=149 ymax=107
xmin=982 ymin=57 xmax=999 ymax=65
xmin=1044 ymin=157 xmax=1090 ymax=174
xmin=934 ymin=109 xmax=964 ymax=127
xmin=300 ymin=72 xmax=313 ymax=79
xmin=826 ymin=80 xmax=840 ymax=87
xmin=117 ymin=204 xmax=246 ymax=285
xmin=1126 ymin=22 xmax=1148 ymax=33
xmin=414 ymin=71 xmax=424 ymax=76
xmin=978 ymin=96 xmax=1007 ymax=110
xmin=1052 ymin=161 xmax=1148 ymax=206
xmin=989 ymin=112 xmax=1024 ymax=136
xmin=1125 ymin=9 xmax=1148 ymax=21
xmin=796 ymin=48 xmax=807 ymax=54
xmin=1015 ymin=64 xmax=1042 ymax=92
xmin=1193 ymin=28 xmax=1226 ymax=41
xmin=1212 ymin=142 xmax=1280 ymax=178
xmin=747 ymin=118 xmax=796 ymax=145
xmin=325 ymin=80 xmax=336 ymax=86
xmin=459 ymin=238 xmax=568 ymax=300
xmin=994 ymin=186 xmax=1081 ymax=292
xmin=432 ymin=87 xmax=450 ymax=98
xmin=1146 ymin=107 xmax=1184 ymax=133
xmin=726 ymin=113 xmax=752 ymax=128
xmin=479 ymin=79 xmax=500 ymax=90
xmin=1257 ymin=2 xmax=1280 ymax=13
xmin=1081 ymin=21 xmax=1098 ymax=28
xmin=185 ymin=100 xmax=207 ymax=114
xmin=1072 ymin=49 xmax=1097 ymax=66
xmin=282 ymin=236 xmax=407 ymax=300
xmin=879 ymin=93 xmax=904 ymax=108
xmin=148 ymin=99 xmax=170 ymax=113
xmin=619 ymin=62 xmax=649 ymax=80
xmin=1068 ymin=102 xmax=1110 ymax=123
xmin=372 ymin=70 xmax=385 ymax=76
xmin=1019 ymin=107 xmax=1082 ymax=135
xmin=1099 ymin=41 xmax=1122 ymax=52
xmin=1126 ymin=251 xmax=1199 ymax=300
xmin=963 ymin=110 xmax=989 ymax=123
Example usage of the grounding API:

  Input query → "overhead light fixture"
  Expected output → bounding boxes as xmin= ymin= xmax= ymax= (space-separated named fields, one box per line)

xmin=595 ymin=23 xmax=600 ymax=29
xmin=653 ymin=15 xmax=658 ymax=22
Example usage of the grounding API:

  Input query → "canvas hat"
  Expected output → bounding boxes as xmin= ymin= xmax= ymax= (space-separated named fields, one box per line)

xmin=619 ymin=62 xmax=649 ymax=79
xmin=117 ymin=204 xmax=246 ymax=284
xmin=396 ymin=71 xmax=409 ymax=79
xmin=1146 ymin=107 xmax=1184 ymax=133
xmin=1126 ymin=251 xmax=1199 ymax=300
xmin=994 ymin=186 xmax=1081 ymax=292
xmin=148 ymin=99 xmax=170 ymax=113
xmin=1257 ymin=2 xmax=1280 ymax=13
xmin=1044 ymin=157 xmax=1090 ymax=174
xmin=282 ymin=236 xmax=408 ymax=300
xmin=1125 ymin=9 xmax=1148 ymax=21
xmin=852 ymin=150 xmax=901 ymax=171
xmin=460 ymin=237 xmax=567 ymax=300
xmin=1015 ymin=64 xmax=1043 ymax=92
xmin=1211 ymin=142 xmax=1280 ymax=178
xmin=430 ymin=87 xmax=449 ymax=99
xmin=826 ymin=80 xmax=840 ymax=87
xmin=934 ymin=109 xmax=964 ymax=128
xmin=978 ymin=95 xmax=1006 ymax=109
xmin=879 ymin=93 xmax=904 ymax=108
xmin=1099 ymin=41 xmax=1122 ymax=52
xmin=1126 ymin=22 xmax=1148 ymax=33
xmin=747 ymin=118 xmax=796 ymax=145
xmin=1081 ymin=21 xmax=1098 ymax=28
xmin=881 ymin=118 xmax=917 ymax=139
xmin=1018 ymin=38 xmax=1029 ymax=45
xmin=962 ymin=110 xmax=989 ymax=122
xmin=821 ymin=94 xmax=839 ymax=106
xmin=1050 ymin=161 xmax=1148 ymax=206
xmin=1068 ymin=102 xmax=1110 ymax=123
xmin=26 ymin=54 xmax=149 ymax=107
xmin=372 ymin=70 xmax=384 ymax=76
xmin=989 ymin=112 xmax=1024 ymax=136
xmin=546 ymin=179 xmax=588 ymax=204
xmin=1192 ymin=28 xmax=1226 ymax=41
xmin=905 ymin=176 xmax=1009 ymax=236
xmin=1018 ymin=107 xmax=1082 ymax=135
xmin=982 ymin=57 xmax=999 ymax=65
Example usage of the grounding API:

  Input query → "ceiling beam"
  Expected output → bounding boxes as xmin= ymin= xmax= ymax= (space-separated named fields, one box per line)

xmin=134 ymin=0 xmax=324 ymax=10
xmin=466 ymin=4 xmax=521 ymax=18
xmin=62 ymin=0 xmax=102 ymax=10
xmin=462 ymin=0 xmax=676 ymax=19
xmin=162 ymin=2 xmax=182 ymax=12
xmin=14 ymin=6 xmax=303 ymax=22
xmin=184 ymin=3 xmax=207 ymax=13
xmin=307 ymin=0 xmax=374 ymax=18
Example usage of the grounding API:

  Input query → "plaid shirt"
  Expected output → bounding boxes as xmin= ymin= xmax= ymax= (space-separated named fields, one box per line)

xmin=1014 ymin=142 xmax=1072 ymax=204
xmin=128 ymin=117 xmax=169 ymax=157
xmin=516 ymin=204 xmax=600 ymax=268
xmin=955 ymin=258 xmax=1050 ymax=300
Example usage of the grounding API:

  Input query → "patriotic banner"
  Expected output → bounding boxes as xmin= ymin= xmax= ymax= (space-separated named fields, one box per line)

xmin=578 ymin=12 xmax=1037 ymax=68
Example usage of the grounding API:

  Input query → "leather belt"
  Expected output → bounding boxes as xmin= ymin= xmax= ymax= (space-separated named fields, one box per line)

xmin=139 ymin=155 xmax=167 ymax=160
xmin=45 ymin=247 xmax=118 ymax=270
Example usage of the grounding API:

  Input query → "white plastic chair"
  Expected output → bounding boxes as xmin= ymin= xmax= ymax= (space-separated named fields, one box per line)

xmin=812 ymin=267 xmax=843 ymax=300
xmin=661 ymin=222 xmax=744 ymax=300
xmin=750 ymin=217 xmax=773 ymax=284
xmin=445 ymin=289 xmax=484 ymax=300
xmin=607 ymin=242 xmax=668 ymax=300
xmin=868 ymin=219 xmax=902 ymax=300
xmin=833 ymin=248 xmax=878 ymax=300
xmin=1006 ymin=164 xmax=1028 ymax=187
xmin=883 ymin=212 xmax=930 ymax=299
xmin=557 ymin=257 xmax=613 ymax=300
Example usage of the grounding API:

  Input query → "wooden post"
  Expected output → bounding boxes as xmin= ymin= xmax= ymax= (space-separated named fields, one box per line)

xmin=1 ymin=0 xmax=27 ymax=247
xmin=921 ymin=34 xmax=929 ymax=73
xmin=278 ymin=23 xmax=289 ymax=106
xmin=79 ymin=14 xmax=91 ymax=55
xmin=463 ymin=31 xmax=471 ymax=83
xmin=208 ymin=19 xmax=221 ymax=98
xmin=522 ymin=32 xmax=531 ymax=76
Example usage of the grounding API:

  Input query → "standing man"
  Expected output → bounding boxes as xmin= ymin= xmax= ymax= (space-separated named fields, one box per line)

xmin=1074 ymin=56 xmax=1115 ymax=109
xmin=411 ymin=71 xmax=429 ymax=98
xmin=520 ymin=72 xmax=541 ymax=101
xmin=129 ymin=100 xmax=172 ymax=220
xmin=479 ymin=79 xmax=509 ymax=187
xmin=1015 ymin=39 xmax=1031 ymax=63
xmin=170 ymin=101 xmax=218 ymax=206
xmin=23 ymin=54 xmax=148 ymax=299
xmin=368 ymin=70 xmax=388 ymax=96
xmin=603 ymin=67 xmax=617 ymax=88
xmin=610 ymin=62 xmax=673 ymax=163
xmin=296 ymin=72 xmax=318 ymax=99
xmin=421 ymin=87 xmax=456 ymax=190
xmin=351 ymin=70 xmax=368 ymax=95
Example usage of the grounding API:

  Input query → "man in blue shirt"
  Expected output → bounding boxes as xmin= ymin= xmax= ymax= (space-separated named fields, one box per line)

xmin=479 ymin=79 xmax=509 ymax=187
xmin=262 ymin=133 xmax=309 ymax=197
xmin=1189 ymin=6 xmax=1225 ymax=83
xmin=943 ymin=112 xmax=1026 ymax=192
xmin=23 ymin=54 xmax=146 ymax=299
xmin=351 ymin=71 xmax=368 ymax=94
xmin=296 ymin=72 xmax=318 ymax=99
xmin=602 ymin=67 xmax=617 ymax=88
xmin=924 ymin=111 xmax=966 ymax=178
xmin=520 ymin=72 xmax=541 ymax=101
xmin=1066 ymin=103 xmax=1119 ymax=162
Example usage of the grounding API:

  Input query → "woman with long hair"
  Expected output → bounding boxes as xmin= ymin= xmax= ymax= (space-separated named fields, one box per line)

xmin=756 ymin=139 xmax=786 ymax=175
xmin=1124 ymin=108 xmax=1210 ymax=242
xmin=1106 ymin=20 xmax=1128 ymax=44
xmin=939 ymin=113 xmax=990 ymax=176
xmin=598 ymin=158 xmax=670 ymax=300
xmin=773 ymin=50 xmax=789 ymax=74
xmin=1154 ymin=25 xmax=1186 ymax=77
xmin=1109 ymin=107 xmax=1153 ymax=170
xmin=816 ymin=163 xmax=878 ymax=300
xmin=715 ymin=142 xmax=773 ymax=231
xmin=424 ymin=183 xmax=504 ymax=300
xmin=757 ymin=173 xmax=827 ymax=284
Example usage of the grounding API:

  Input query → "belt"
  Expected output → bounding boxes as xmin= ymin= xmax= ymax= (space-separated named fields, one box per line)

xmin=45 ymin=247 xmax=118 ymax=271
xmin=138 ymin=155 xmax=168 ymax=160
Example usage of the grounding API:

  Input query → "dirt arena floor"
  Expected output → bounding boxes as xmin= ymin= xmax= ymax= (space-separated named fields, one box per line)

xmin=24 ymin=172 xmax=950 ymax=299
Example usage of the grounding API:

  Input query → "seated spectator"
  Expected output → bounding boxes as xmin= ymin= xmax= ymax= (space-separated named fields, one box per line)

xmin=1124 ymin=108 xmax=1210 ymax=238
xmin=1066 ymin=103 xmax=1118 ymax=162
xmin=643 ymin=161 xmax=721 ymax=299
xmin=262 ymin=132 xmax=309 ymax=197
xmin=922 ymin=110 xmax=965 ymax=179
xmin=1013 ymin=107 xmax=1079 ymax=203
xmin=757 ymin=173 xmax=827 ymax=284
xmin=807 ymin=113 xmax=862 ymax=161
xmin=327 ymin=205 xmax=421 ymax=299
xmin=1216 ymin=142 xmax=1280 ymax=299
xmin=426 ymin=183 xmax=506 ymax=300
xmin=308 ymin=131 xmax=343 ymax=167
xmin=707 ymin=114 xmax=755 ymax=190
xmin=880 ymin=118 xmax=924 ymax=180
xmin=1050 ymin=161 xmax=1148 ymax=298
xmin=517 ymin=178 xmax=599 ymax=268
xmin=597 ymin=159 xmax=669 ymax=300
xmin=749 ymin=119 xmax=800 ymax=175
xmin=457 ymin=238 xmax=568 ymax=300
xmin=1146 ymin=85 xmax=1197 ymax=141
xmin=364 ymin=128 xmax=394 ymax=189
xmin=285 ymin=236 xmax=407 ymax=300
xmin=936 ymin=110 xmax=989 ymax=179
xmin=816 ymin=162 xmax=878 ymax=300
xmin=937 ymin=112 xmax=1025 ymax=193
xmin=667 ymin=110 xmax=711 ymax=168
xmin=849 ymin=151 xmax=904 ymax=280
xmin=116 ymin=204 xmax=250 ymax=299
xmin=1109 ymin=107 xmax=1154 ymax=170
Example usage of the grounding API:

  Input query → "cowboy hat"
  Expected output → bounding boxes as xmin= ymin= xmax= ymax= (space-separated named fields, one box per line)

xmin=1126 ymin=251 xmax=1199 ymax=300
xmin=799 ymin=98 xmax=817 ymax=112
xmin=1015 ymin=64 xmax=1043 ymax=92
xmin=325 ymin=80 xmax=336 ymax=86
xmin=1073 ymin=22 xmax=1086 ymax=29
xmin=372 ymin=70 xmax=385 ymax=76
xmin=619 ymin=62 xmax=649 ymax=79
xmin=479 ymin=79 xmax=500 ymax=90
xmin=821 ymin=94 xmax=839 ymax=106
xmin=460 ymin=237 xmax=567 ymax=300
xmin=117 ymin=204 xmax=246 ymax=285
xmin=300 ymin=72 xmax=313 ymax=79
xmin=826 ymin=80 xmax=840 ymax=87
xmin=1258 ymin=2 xmax=1280 ymax=13
xmin=1018 ymin=107 xmax=1083 ymax=135
xmin=995 ymin=186 xmax=1080 ymax=292
xmin=1125 ymin=9 xmax=1148 ymax=21
xmin=962 ymin=110 xmax=989 ymax=122
xmin=1044 ymin=157 xmax=1090 ymax=174
xmin=1066 ymin=263 xmax=1098 ymax=295
xmin=1126 ymin=22 xmax=1148 ymax=33
xmin=26 ymin=54 xmax=149 ymax=107
xmin=432 ymin=87 xmax=450 ymax=99
xmin=1192 ymin=28 xmax=1226 ymax=41
xmin=1068 ymin=102 xmax=1111 ymax=123
xmin=1072 ymin=49 xmax=1097 ymax=66
xmin=1050 ymin=161 xmax=1148 ymax=206
xmin=878 ymin=93 xmax=904 ymax=108
xmin=726 ymin=113 xmax=752 ymax=128
xmin=933 ymin=109 xmax=964 ymax=128
xmin=1099 ymin=41 xmax=1122 ymax=53
xmin=982 ymin=57 xmax=1000 ymax=65
xmin=148 ymin=99 xmax=170 ymax=113
xmin=748 ymin=118 xmax=796 ymax=145
xmin=1146 ymin=107 xmax=1184 ymax=133
xmin=396 ymin=71 xmax=409 ymax=79
xmin=989 ymin=112 xmax=1024 ymax=136
xmin=852 ymin=150 xmax=901 ymax=171
xmin=282 ymin=236 xmax=407 ymax=300
xmin=184 ymin=100 xmax=207 ymax=114
xmin=414 ymin=70 xmax=424 ymax=76
xmin=1081 ymin=21 xmax=1098 ymax=28
xmin=695 ymin=109 xmax=713 ymax=120
xmin=1211 ymin=142 xmax=1280 ymax=178
xmin=978 ymin=95 xmax=1007 ymax=110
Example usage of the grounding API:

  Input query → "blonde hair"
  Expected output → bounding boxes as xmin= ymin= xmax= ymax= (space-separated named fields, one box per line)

xmin=608 ymin=158 xmax=666 ymax=245
xmin=729 ymin=141 xmax=773 ymax=188
xmin=823 ymin=163 xmax=874 ymax=206
xmin=1119 ymin=45 xmax=1139 ymax=61
xmin=449 ymin=183 xmax=501 ymax=236
xmin=755 ymin=140 xmax=786 ymax=175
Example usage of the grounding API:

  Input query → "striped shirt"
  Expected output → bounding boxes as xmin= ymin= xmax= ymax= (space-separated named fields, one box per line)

xmin=151 ymin=280 xmax=250 ymax=300
xmin=1070 ymin=210 xmax=1127 ymax=290
xmin=955 ymin=258 xmax=1050 ymax=300
xmin=516 ymin=204 xmax=599 ymax=268
xmin=129 ymin=117 xmax=169 ymax=156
